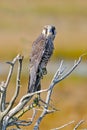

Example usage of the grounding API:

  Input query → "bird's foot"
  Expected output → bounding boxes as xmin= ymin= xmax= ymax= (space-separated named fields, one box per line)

xmin=38 ymin=68 xmax=47 ymax=78
xmin=32 ymin=96 xmax=39 ymax=107
xmin=42 ymin=67 xmax=47 ymax=75
xmin=37 ymin=69 xmax=43 ymax=78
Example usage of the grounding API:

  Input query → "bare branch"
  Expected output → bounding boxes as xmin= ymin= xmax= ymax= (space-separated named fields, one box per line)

xmin=0 ymin=53 xmax=84 ymax=130
xmin=3 ymin=88 xmax=48 ymax=127
xmin=3 ymin=56 xmax=23 ymax=116
xmin=73 ymin=120 xmax=85 ymax=130
xmin=34 ymin=56 xmax=82 ymax=130
xmin=8 ymin=108 xmax=37 ymax=128
xmin=15 ymin=98 xmax=39 ymax=119
xmin=0 ymin=81 xmax=6 ymax=111
xmin=51 ymin=120 xmax=75 ymax=130
xmin=3 ymin=56 xmax=81 ymax=130
xmin=50 ymin=56 xmax=81 ymax=88
xmin=0 ymin=54 xmax=21 ymax=111
xmin=5 ymin=54 xmax=21 ymax=89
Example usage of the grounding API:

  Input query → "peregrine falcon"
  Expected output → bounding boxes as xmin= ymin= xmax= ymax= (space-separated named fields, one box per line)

xmin=28 ymin=25 xmax=56 ymax=93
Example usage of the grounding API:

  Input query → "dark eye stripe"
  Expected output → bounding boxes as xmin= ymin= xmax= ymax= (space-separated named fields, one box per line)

xmin=52 ymin=27 xmax=55 ymax=35
xmin=53 ymin=26 xmax=55 ymax=30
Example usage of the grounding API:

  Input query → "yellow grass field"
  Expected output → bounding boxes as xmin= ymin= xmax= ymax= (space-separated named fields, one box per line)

xmin=0 ymin=0 xmax=87 ymax=129
xmin=0 ymin=0 xmax=87 ymax=59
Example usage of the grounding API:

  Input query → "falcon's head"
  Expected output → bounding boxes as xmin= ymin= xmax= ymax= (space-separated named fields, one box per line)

xmin=42 ymin=25 xmax=56 ymax=40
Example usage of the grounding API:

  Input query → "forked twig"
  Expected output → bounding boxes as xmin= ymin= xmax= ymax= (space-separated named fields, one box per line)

xmin=73 ymin=120 xmax=85 ymax=130
xmin=3 ymin=56 xmax=23 ymax=116
xmin=0 ymin=54 xmax=21 ymax=112
xmin=34 ymin=56 xmax=82 ymax=130
xmin=0 ymin=54 xmax=85 ymax=130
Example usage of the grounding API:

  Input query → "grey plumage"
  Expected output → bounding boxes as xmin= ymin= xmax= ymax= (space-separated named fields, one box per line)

xmin=28 ymin=25 xmax=56 ymax=93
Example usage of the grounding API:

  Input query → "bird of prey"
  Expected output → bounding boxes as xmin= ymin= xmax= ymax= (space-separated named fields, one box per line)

xmin=28 ymin=25 xmax=56 ymax=94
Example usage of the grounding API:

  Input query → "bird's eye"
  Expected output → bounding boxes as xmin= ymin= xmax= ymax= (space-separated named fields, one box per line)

xmin=51 ymin=27 xmax=55 ymax=35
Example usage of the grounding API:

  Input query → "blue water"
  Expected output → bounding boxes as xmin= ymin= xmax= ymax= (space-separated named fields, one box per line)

xmin=0 ymin=60 xmax=87 ymax=77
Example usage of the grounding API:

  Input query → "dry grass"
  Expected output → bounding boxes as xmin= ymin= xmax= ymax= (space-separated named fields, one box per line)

xmin=0 ymin=0 xmax=87 ymax=59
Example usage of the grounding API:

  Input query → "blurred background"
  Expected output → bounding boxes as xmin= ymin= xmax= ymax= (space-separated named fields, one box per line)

xmin=0 ymin=0 xmax=87 ymax=129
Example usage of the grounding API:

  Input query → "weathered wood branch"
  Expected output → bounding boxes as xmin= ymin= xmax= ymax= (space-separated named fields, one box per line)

xmin=0 ymin=54 xmax=20 ymax=112
xmin=3 ymin=55 xmax=23 ymax=117
xmin=0 ymin=54 xmax=86 ymax=130
xmin=34 ymin=56 xmax=81 ymax=130
xmin=51 ymin=120 xmax=85 ymax=130
xmin=73 ymin=120 xmax=85 ymax=130
xmin=51 ymin=120 xmax=75 ymax=130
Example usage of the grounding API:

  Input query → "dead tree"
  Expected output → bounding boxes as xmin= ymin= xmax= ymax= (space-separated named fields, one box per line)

xmin=0 ymin=54 xmax=84 ymax=130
